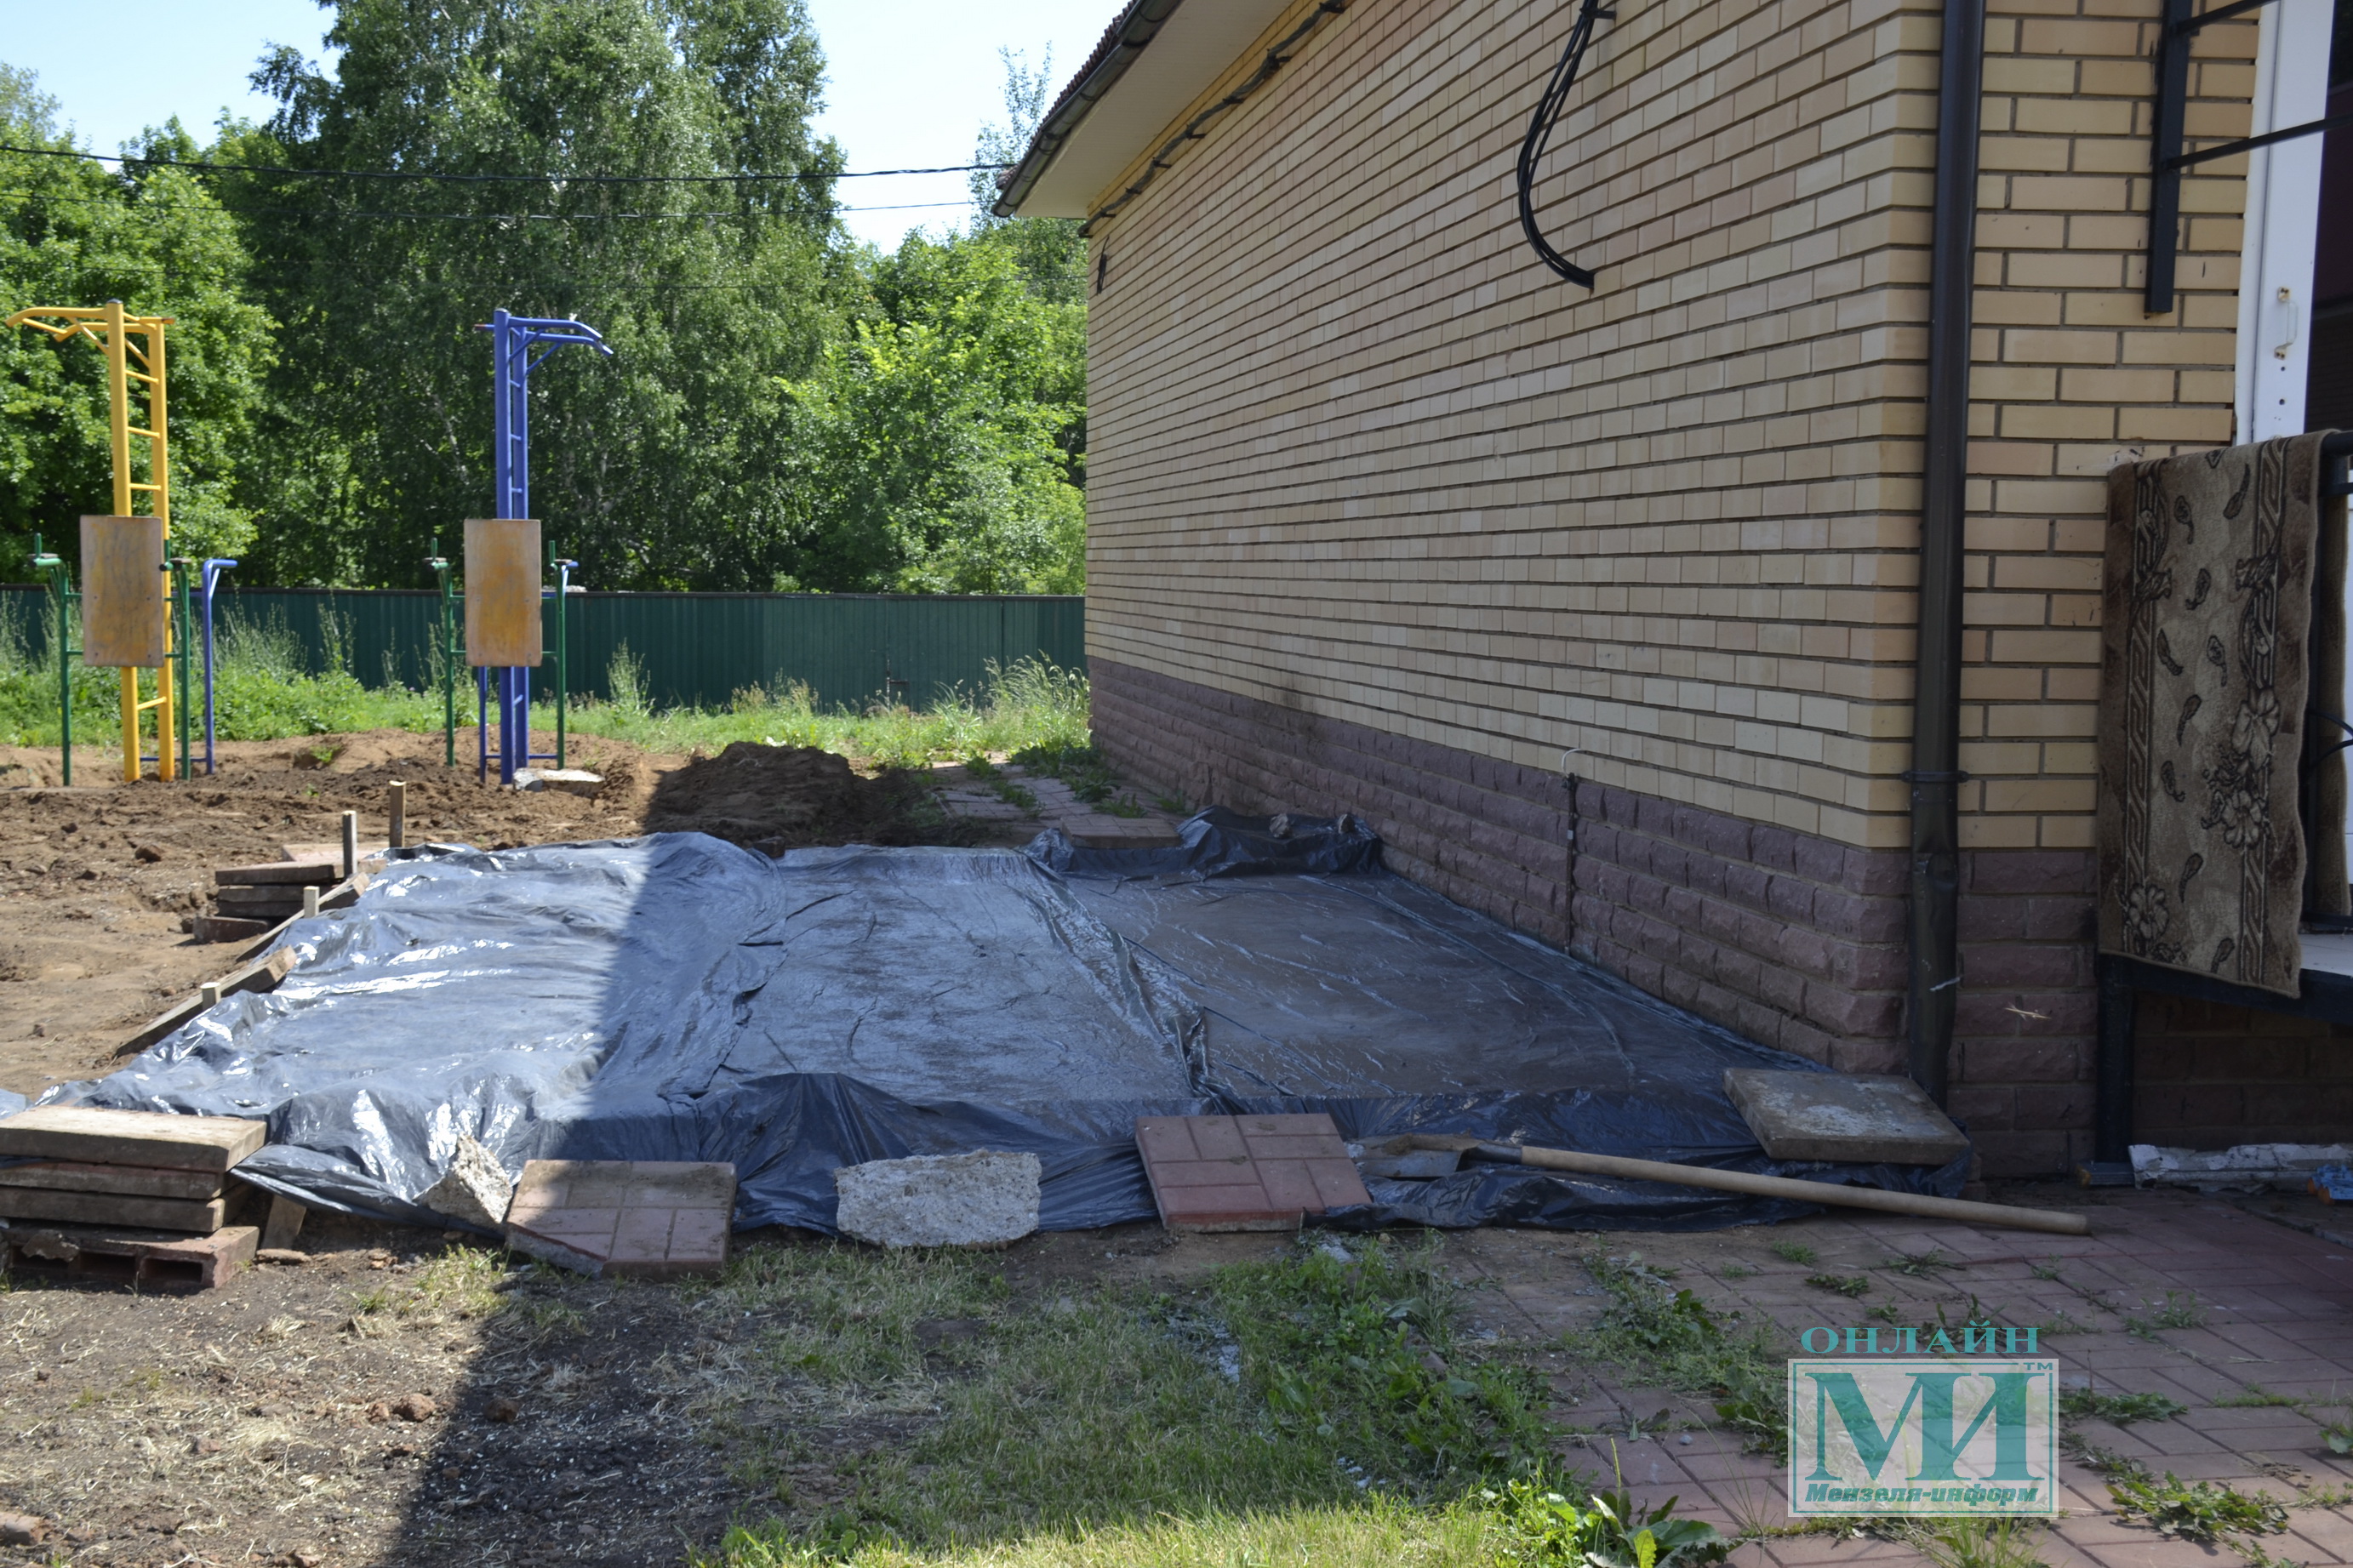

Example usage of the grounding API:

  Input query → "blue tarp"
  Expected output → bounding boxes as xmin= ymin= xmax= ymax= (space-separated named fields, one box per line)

xmin=25 ymin=812 xmax=1963 ymax=1233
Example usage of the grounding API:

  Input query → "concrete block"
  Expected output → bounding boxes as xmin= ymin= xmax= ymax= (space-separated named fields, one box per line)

xmin=1723 ymin=1068 xmax=1972 ymax=1165
xmin=0 ymin=1222 xmax=258 ymax=1291
xmin=833 ymin=1151 xmax=1043 ymax=1248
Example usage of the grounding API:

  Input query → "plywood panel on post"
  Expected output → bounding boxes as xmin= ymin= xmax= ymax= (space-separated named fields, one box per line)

xmin=465 ymin=518 xmax=541 ymax=668
xmin=78 ymin=515 xmax=165 ymax=668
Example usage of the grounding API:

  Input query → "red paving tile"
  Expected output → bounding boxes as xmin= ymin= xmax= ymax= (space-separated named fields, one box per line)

xmin=1134 ymin=1113 xmax=1369 ymax=1231
xmin=502 ymin=1159 xmax=735 ymax=1280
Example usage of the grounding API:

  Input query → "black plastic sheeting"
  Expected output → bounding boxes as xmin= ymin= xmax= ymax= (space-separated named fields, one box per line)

xmin=25 ymin=813 xmax=1964 ymax=1234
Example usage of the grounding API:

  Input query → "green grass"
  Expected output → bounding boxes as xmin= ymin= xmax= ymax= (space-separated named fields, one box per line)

xmin=0 ymin=596 xmax=1090 ymax=773
xmin=1767 ymin=1240 xmax=1815 ymax=1265
xmin=1804 ymin=1273 xmax=1871 ymax=1298
xmin=568 ymin=648 xmax=1091 ymax=769
xmin=691 ymin=1236 xmax=1723 ymax=1568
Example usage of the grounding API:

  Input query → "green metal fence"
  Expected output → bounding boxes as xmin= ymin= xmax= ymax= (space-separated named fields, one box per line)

xmin=0 ymin=585 xmax=1086 ymax=711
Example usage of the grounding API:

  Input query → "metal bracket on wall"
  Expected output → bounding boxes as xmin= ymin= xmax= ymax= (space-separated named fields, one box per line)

xmin=2147 ymin=0 xmax=2353 ymax=314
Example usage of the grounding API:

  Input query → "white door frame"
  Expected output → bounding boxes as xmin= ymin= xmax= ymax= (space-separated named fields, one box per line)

xmin=2234 ymin=0 xmax=2331 ymax=442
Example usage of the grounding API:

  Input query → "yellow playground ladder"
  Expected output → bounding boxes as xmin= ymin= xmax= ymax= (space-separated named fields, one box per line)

xmin=7 ymin=300 xmax=178 ymax=780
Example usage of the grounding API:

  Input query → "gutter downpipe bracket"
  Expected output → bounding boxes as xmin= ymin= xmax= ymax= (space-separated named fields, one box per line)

xmin=1909 ymin=0 xmax=1989 ymax=1107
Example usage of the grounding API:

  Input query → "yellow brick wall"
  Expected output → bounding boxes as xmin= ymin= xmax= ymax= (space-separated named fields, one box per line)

xmin=1077 ymin=0 xmax=2257 ymax=852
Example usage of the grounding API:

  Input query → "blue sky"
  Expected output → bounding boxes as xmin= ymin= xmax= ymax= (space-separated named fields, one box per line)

xmin=0 ymin=0 xmax=1114 ymax=248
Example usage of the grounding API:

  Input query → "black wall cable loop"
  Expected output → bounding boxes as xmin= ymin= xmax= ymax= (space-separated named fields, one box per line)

xmin=1516 ymin=0 xmax=1615 ymax=288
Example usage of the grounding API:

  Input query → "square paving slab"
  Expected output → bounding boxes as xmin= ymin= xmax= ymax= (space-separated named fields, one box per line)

xmin=502 ymin=1159 xmax=735 ymax=1280
xmin=1136 ymin=1113 xmax=1371 ymax=1230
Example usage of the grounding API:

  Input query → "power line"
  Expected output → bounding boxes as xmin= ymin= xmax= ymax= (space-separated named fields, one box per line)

xmin=0 ymin=187 xmax=974 ymax=220
xmin=0 ymin=141 xmax=1009 ymax=185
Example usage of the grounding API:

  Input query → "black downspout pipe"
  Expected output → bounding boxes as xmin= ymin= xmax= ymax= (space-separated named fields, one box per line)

xmin=1907 ymin=0 xmax=1988 ymax=1104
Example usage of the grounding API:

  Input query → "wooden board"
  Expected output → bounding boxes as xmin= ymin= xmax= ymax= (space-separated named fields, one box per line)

xmin=118 ymin=946 xmax=298 ymax=1057
xmin=78 ymin=515 xmax=166 ymax=668
xmin=214 ymin=862 xmax=339 ymax=887
xmin=215 ymin=886 xmax=306 ymax=914
xmin=464 ymin=517 xmax=543 ymax=668
xmin=0 ymin=1107 xmax=265 ymax=1172
xmin=0 ymin=1160 xmax=223 ymax=1201
xmin=0 ymin=1186 xmax=226 ymax=1233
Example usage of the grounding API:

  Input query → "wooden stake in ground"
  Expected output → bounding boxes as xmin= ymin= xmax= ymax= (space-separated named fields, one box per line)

xmin=1395 ymin=1136 xmax=2092 ymax=1235
xmin=388 ymin=780 xmax=406 ymax=849
xmin=340 ymin=811 xmax=357 ymax=879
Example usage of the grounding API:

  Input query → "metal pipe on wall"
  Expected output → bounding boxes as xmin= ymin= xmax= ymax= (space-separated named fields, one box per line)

xmin=1907 ymin=0 xmax=1989 ymax=1104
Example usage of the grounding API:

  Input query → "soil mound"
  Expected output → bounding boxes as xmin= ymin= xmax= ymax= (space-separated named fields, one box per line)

xmin=644 ymin=742 xmax=977 ymax=852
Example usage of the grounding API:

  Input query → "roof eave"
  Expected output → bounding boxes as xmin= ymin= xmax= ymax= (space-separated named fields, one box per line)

xmin=992 ymin=0 xmax=1186 ymax=220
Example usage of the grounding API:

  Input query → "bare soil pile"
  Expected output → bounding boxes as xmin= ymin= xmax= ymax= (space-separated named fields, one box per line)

xmin=0 ymin=729 xmax=976 ymax=1098
xmin=643 ymin=740 xmax=980 ymax=852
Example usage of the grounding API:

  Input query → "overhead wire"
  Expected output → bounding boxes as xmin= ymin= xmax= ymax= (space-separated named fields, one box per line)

xmin=0 ymin=141 xmax=1008 ymax=185
xmin=0 ymin=185 xmax=974 ymax=220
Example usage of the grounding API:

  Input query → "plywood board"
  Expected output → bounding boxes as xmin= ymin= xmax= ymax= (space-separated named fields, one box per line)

xmin=465 ymin=517 xmax=542 ymax=668
xmin=0 ymin=1106 xmax=265 ymax=1172
xmin=79 ymin=515 xmax=165 ymax=667
xmin=0 ymin=1160 xmax=223 ymax=1201
xmin=0 ymin=1187 xmax=226 ymax=1233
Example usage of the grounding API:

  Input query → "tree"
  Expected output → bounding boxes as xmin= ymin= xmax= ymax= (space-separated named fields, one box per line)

xmin=780 ymin=227 xmax=1084 ymax=592
xmin=0 ymin=69 xmax=276 ymax=571
xmin=225 ymin=0 xmax=848 ymax=590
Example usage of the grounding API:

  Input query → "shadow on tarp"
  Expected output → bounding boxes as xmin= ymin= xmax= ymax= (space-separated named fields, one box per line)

xmin=27 ymin=810 xmax=1961 ymax=1234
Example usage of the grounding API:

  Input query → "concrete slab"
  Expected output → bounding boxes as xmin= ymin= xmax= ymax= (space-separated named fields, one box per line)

xmin=1137 ymin=1113 xmax=1372 ymax=1231
xmin=833 ymin=1151 xmax=1042 ymax=1247
xmin=1723 ymin=1068 xmax=1970 ymax=1165
xmin=503 ymin=1159 xmax=734 ymax=1280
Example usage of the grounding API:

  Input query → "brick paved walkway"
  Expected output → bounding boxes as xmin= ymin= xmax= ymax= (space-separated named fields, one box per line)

xmin=1434 ymin=1185 xmax=2353 ymax=1567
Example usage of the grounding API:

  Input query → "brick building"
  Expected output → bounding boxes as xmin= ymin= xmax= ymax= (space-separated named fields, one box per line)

xmin=996 ymin=0 xmax=2353 ymax=1173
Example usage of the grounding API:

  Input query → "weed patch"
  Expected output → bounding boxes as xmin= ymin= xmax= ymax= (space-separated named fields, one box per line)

xmin=1768 ymin=1240 xmax=1816 ymax=1265
xmin=2060 ymin=1389 xmax=2187 ymax=1426
xmin=2109 ymin=1471 xmax=2287 ymax=1547
xmin=1804 ymin=1273 xmax=1871 ymax=1298
xmin=2124 ymin=1291 xmax=2206 ymax=1336
xmin=2213 ymin=1385 xmax=2303 ymax=1410
xmin=1565 ymin=1253 xmax=1785 ymax=1453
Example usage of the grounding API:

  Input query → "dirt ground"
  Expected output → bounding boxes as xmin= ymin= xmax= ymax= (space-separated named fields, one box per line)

xmin=0 ymin=730 xmax=1016 ymax=1099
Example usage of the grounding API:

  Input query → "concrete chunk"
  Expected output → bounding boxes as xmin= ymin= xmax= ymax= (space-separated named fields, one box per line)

xmin=418 ymin=1134 xmax=514 ymax=1229
xmin=1722 ymin=1069 xmax=1970 ymax=1166
xmin=832 ymin=1151 xmax=1042 ymax=1248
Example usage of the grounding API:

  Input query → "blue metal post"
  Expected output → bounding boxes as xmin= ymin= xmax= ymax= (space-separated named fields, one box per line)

xmin=198 ymin=557 xmax=237 ymax=774
xmin=477 ymin=309 xmax=609 ymax=784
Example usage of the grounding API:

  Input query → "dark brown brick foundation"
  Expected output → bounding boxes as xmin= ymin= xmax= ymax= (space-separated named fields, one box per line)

xmin=1093 ymin=659 xmax=2114 ymax=1175
xmin=2130 ymin=996 xmax=2353 ymax=1145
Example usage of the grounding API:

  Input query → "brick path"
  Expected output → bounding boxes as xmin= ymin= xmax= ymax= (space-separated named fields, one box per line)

xmin=1435 ymin=1186 xmax=2353 ymax=1567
